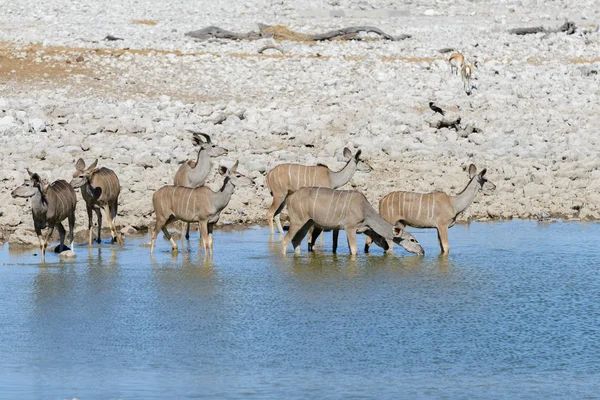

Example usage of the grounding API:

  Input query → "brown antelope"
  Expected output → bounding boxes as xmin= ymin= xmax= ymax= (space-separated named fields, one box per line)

xmin=448 ymin=52 xmax=464 ymax=75
xmin=461 ymin=61 xmax=478 ymax=95
xmin=364 ymin=164 xmax=495 ymax=254
xmin=174 ymin=132 xmax=228 ymax=240
xmin=282 ymin=187 xmax=424 ymax=256
xmin=151 ymin=161 xmax=254 ymax=255
xmin=70 ymin=158 xmax=124 ymax=246
xmin=11 ymin=170 xmax=77 ymax=262
xmin=266 ymin=147 xmax=363 ymax=235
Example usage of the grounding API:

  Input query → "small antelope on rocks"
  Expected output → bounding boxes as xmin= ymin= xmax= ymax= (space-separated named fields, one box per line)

xmin=461 ymin=60 xmax=478 ymax=95
xmin=364 ymin=164 xmax=495 ymax=254
xmin=71 ymin=158 xmax=124 ymax=246
xmin=11 ymin=170 xmax=77 ymax=262
xmin=151 ymin=161 xmax=254 ymax=255
xmin=448 ymin=52 xmax=464 ymax=75
xmin=266 ymin=147 xmax=363 ymax=235
xmin=174 ymin=131 xmax=228 ymax=240
xmin=282 ymin=187 xmax=424 ymax=256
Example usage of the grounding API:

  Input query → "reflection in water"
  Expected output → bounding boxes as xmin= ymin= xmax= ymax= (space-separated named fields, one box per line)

xmin=0 ymin=222 xmax=599 ymax=399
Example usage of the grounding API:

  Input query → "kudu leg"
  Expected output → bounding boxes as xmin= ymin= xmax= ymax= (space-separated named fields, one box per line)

xmin=437 ymin=225 xmax=450 ymax=254
xmin=57 ymin=222 xmax=66 ymax=253
xmin=68 ymin=213 xmax=75 ymax=252
xmin=108 ymin=202 xmax=124 ymax=246
xmin=282 ymin=220 xmax=308 ymax=255
xmin=346 ymin=227 xmax=358 ymax=256
xmin=364 ymin=235 xmax=373 ymax=253
xmin=95 ymin=208 xmax=102 ymax=244
xmin=199 ymin=220 xmax=209 ymax=255
xmin=42 ymin=226 xmax=55 ymax=262
xmin=292 ymin=221 xmax=314 ymax=254
xmin=308 ymin=227 xmax=323 ymax=252
xmin=207 ymin=223 xmax=214 ymax=256
xmin=332 ymin=229 xmax=339 ymax=253
xmin=268 ymin=195 xmax=287 ymax=235
xmin=86 ymin=205 xmax=93 ymax=246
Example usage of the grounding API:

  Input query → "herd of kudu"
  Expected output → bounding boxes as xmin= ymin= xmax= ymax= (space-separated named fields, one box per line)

xmin=12 ymin=123 xmax=496 ymax=262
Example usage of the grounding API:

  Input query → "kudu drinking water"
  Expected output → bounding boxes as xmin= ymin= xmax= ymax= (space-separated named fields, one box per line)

xmin=174 ymin=131 xmax=228 ymax=240
xmin=71 ymin=158 xmax=124 ymax=246
xmin=364 ymin=164 xmax=495 ymax=254
xmin=282 ymin=187 xmax=424 ymax=256
xmin=151 ymin=161 xmax=254 ymax=255
xmin=11 ymin=170 xmax=77 ymax=262
xmin=266 ymin=147 xmax=363 ymax=235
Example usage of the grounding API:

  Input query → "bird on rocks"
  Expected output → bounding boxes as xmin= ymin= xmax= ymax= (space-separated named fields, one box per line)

xmin=429 ymin=102 xmax=445 ymax=116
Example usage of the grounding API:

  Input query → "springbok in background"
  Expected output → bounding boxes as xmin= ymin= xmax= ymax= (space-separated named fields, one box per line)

xmin=11 ymin=170 xmax=77 ymax=262
xmin=151 ymin=161 xmax=254 ymax=255
xmin=266 ymin=147 xmax=363 ymax=235
xmin=461 ymin=60 xmax=478 ymax=95
xmin=364 ymin=164 xmax=495 ymax=254
xmin=174 ymin=131 xmax=228 ymax=240
xmin=448 ymin=52 xmax=464 ymax=75
xmin=282 ymin=187 xmax=424 ymax=256
xmin=71 ymin=158 xmax=124 ymax=246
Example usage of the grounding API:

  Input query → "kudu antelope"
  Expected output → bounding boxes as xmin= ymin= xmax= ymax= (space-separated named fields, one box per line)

xmin=11 ymin=170 xmax=77 ymax=262
xmin=448 ymin=52 xmax=464 ymax=75
xmin=266 ymin=147 xmax=363 ymax=235
xmin=282 ymin=187 xmax=424 ymax=256
xmin=174 ymin=131 xmax=228 ymax=240
xmin=151 ymin=161 xmax=254 ymax=255
xmin=70 ymin=158 xmax=124 ymax=246
xmin=364 ymin=164 xmax=495 ymax=254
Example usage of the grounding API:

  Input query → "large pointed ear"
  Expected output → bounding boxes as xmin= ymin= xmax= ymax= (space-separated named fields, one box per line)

xmin=354 ymin=149 xmax=362 ymax=161
xmin=479 ymin=168 xmax=487 ymax=178
xmin=468 ymin=164 xmax=477 ymax=178
xmin=75 ymin=158 xmax=85 ymax=171
xmin=231 ymin=160 xmax=239 ymax=173
xmin=27 ymin=168 xmax=35 ymax=178
xmin=219 ymin=166 xmax=229 ymax=176
xmin=85 ymin=159 xmax=98 ymax=172
xmin=342 ymin=147 xmax=352 ymax=159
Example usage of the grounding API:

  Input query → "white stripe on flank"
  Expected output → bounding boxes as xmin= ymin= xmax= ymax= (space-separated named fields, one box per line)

xmin=340 ymin=192 xmax=350 ymax=220
xmin=313 ymin=167 xmax=318 ymax=186
xmin=401 ymin=192 xmax=406 ymax=218
xmin=288 ymin=165 xmax=292 ymax=189
xmin=192 ymin=189 xmax=197 ymax=216
xmin=325 ymin=190 xmax=335 ymax=224
xmin=312 ymin=188 xmax=320 ymax=218
xmin=417 ymin=194 xmax=423 ymax=219
xmin=185 ymin=189 xmax=193 ymax=219
xmin=303 ymin=167 xmax=307 ymax=187
xmin=297 ymin=165 xmax=301 ymax=190
xmin=333 ymin=190 xmax=342 ymax=220
xmin=431 ymin=196 xmax=436 ymax=223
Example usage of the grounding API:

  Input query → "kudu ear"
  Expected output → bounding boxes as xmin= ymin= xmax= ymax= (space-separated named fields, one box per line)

xmin=342 ymin=147 xmax=352 ymax=159
xmin=219 ymin=166 xmax=229 ymax=176
xmin=86 ymin=159 xmax=98 ymax=172
xmin=26 ymin=168 xmax=35 ymax=178
xmin=75 ymin=158 xmax=85 ymax=171
xmin=479 ymin=168 xmax=487 ymax=178
xmin=468 ymin=164 xmax=477 ymax=178
xmin=354 ymin=149 xmax=362 ymax=161
xmin=230 ymin=160 xmax=239 ymax=173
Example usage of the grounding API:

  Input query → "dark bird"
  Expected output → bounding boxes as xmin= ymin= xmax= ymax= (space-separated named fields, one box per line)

xmin=429 ymin=102 xmax=445 ymax=116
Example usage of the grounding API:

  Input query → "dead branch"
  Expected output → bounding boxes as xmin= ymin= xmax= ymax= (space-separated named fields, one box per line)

xmin=258 ymin=45 xmax=285 ymax=54
xmin=427 ymin=116 xmax=462 ymax=130
xmin=186 ymin=23 xmax=411 ymax=42
xmin=509 ymin=20 xmax=576 ymax=35
xmin=438 ymin=47 xmax=455 ymax=54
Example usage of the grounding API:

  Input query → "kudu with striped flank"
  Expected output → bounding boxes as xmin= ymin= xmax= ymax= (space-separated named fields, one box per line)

xmin=70 ymin=158 xmax=124 ymax=246
xmin=282 ymin=187 xmax=424 ymax=256
xmin=266 ymin=147 xmax=363 ymax=235
xmin=151 ymin=161 xmax=254 ymax=255
xmin=364 ymin=164 xmax=495 ymax=254
xmin=174 ymin=132 xmax=228 ymax=240
xmin=11 ymin=170 xmax=77 ymax=262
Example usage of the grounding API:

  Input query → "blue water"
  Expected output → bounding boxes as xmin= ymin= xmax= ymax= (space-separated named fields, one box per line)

xmin=0 ymin=221 xmax=599 ymax=399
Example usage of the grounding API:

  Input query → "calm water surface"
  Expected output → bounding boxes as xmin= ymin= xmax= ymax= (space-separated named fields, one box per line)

xmin=0 ymin=221 xmax=599 ymax=399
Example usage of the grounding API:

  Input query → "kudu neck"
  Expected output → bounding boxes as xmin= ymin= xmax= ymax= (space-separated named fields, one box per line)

xmin=451 ymin=177 xmax=481 ymax=215
xmin=213 ymin=177 xmax=235 ymax=211
xmin=329 ymin=159 xmax=357 ymax=189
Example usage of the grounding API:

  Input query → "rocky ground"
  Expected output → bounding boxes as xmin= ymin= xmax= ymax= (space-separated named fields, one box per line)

xmin=1 ymin=0 xmax=599 ymax=246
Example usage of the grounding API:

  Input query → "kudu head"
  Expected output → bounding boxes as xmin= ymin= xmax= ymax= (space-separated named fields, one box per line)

xmin=219 ymin=161 xmax=255 ymax=187
xmin=191 ymin=132 xmax=228 ymax=157
xmin=468 ymin=164 xmax=495 ymax=194
xmin=342 ymin=147 xmax=371 ymax=171
xmin=70 ymin=158 xmax=98 ymax=189
xmin=392 ymin=222 xmax=424 ymax=255
xmin=12 ymin=170 xmax=47 ymax=198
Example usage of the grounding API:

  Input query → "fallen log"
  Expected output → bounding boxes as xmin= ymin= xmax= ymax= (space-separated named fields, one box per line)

xmin=508 ymin=20 xmax=576 ymax=35
xmin=185 ymin=23 xmax=411 ymax=42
